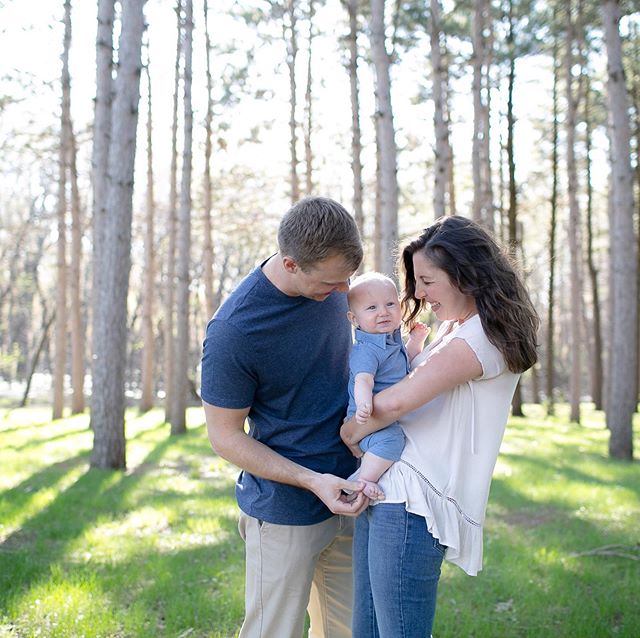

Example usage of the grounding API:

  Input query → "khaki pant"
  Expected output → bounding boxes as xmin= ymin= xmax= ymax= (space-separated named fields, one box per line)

xmin=238 ymin=511 xmax=354 ymax=638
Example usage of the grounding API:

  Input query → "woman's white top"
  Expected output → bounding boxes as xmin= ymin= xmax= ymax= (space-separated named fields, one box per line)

xmin=377 ymin=314 xmax=519 ymax=576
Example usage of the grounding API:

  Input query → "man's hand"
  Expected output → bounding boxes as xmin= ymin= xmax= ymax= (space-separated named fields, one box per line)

xmin=306 ymin=473 xmax=369 ymax=516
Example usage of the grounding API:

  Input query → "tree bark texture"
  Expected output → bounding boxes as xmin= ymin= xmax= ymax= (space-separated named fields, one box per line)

xmin=304 ymin=0 xmax=314 ymax=195
xmin=343 ymin=0 xmax=364 ymax=251
xmin=583 ymin=79 xmax=603 ymax=410
xmin=203 ymin=0 xmax=215 ymax=321
xmin=546 ymin=24 xmax=559 ymax=416
xmin=565 ymin=1 xmax=582 ymax=424
xmin=53 ymin=0 xmax=72 ymax=420
xmin=170 ymin=0 xmax=193 ymax=435
xmin=140 ymin=60 xmax=155 ymax=413
xmin=90 ymin=0 xmax=146 ymax=469
xmin=370 ymin=0 xmax=398 ymax=281
xmin=602 ymin=0 xmax=638 ymax=460
xmin=69 ymin=122 xmax=85 ymax=414
xmin=286 ymin=0 xmax=300 ymax=203
xmin=91 ymin=0 xmax=115 ymax=422
xmin=164 ymin=0 xmax=182 ymax=423
xmin=430 ymin=0 xmax=451 ymax=220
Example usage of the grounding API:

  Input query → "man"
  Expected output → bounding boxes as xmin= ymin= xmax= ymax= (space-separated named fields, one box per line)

xmin=201 ymin=197 xmax=368 ymax=638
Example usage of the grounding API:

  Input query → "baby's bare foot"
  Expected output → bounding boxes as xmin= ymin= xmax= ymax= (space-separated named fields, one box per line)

xmin=361 ymin=479 xmax=385 ymax=501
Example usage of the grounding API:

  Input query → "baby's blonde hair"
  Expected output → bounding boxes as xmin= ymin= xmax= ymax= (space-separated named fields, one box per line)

xmin=347 ymin=272 xmax=398 ymax=309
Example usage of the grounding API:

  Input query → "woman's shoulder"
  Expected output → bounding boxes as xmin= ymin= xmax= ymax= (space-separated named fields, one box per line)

xmin=451 ymin=315 xmax=506 ymax=379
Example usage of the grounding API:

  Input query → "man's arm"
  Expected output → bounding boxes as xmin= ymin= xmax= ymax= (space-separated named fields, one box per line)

xmin=203 ymin=401 xmax=368 ymax=516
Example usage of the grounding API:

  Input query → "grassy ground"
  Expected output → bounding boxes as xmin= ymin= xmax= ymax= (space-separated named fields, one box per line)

xmin=0 ymin=403 xmax=638 ymax=638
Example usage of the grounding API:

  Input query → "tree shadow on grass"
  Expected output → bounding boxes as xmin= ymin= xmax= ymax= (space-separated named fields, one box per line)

xmin=499 ymin=450 xmax=640 ymax=495
xmin=0 ymin=428 xmax=237 ymax=610
xmin=434 ymin=481 xmax=640 ymax=637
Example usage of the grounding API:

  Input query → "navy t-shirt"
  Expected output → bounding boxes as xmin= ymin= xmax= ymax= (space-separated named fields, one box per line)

xmin=200 ymin=264 xmax=357 ymax=525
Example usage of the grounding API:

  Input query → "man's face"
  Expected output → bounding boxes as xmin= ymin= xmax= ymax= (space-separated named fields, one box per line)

xmin=291 ymin=254 xmax=355 ymax=301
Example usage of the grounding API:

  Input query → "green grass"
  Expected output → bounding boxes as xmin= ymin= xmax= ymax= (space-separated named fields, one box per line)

xmin=0 ymin=403 xmax=638 ymax=637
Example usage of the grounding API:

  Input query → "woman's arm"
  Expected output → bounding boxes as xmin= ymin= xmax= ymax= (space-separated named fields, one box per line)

xmin=341 ymin=337 xmax=483 ymax=448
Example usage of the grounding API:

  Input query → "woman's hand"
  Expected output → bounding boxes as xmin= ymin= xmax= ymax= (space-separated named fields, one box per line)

xmin=341 ymin=416 xmax=364 ymax=458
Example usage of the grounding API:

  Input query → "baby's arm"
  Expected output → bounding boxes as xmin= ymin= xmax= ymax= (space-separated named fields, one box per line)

xmin=405 ymin=322 xmax=430 ymax=362
xmin=353 ymin=372 xmax=375 ymax=424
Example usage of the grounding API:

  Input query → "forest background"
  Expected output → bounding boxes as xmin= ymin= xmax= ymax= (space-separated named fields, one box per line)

xmin=0 ymin=0 xmax=639 ymax=469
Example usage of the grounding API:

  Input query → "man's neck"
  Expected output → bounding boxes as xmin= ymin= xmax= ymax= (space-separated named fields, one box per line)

xmin=262 ymin=253 xmax=296 ymax=296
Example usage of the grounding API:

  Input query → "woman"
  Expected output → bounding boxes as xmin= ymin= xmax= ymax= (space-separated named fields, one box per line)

xmin=341 ymin=215 xmax=539 ymax=637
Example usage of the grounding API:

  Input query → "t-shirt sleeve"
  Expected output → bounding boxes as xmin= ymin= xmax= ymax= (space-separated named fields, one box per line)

xmin=200 ymin=318 xmax=257 ymax=408
xmin=349 ymin=343 xmax=381 ymax=377
xmin=453 ymin=319 xmax=506 ymax=380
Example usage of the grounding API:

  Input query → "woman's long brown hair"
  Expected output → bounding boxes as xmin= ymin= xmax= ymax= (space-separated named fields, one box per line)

xmin=401 ymin=216 xmax=539 ymax=373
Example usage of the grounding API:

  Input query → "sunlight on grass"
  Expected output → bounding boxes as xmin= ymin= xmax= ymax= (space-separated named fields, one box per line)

xmin=1 ymin=403 xmax=638 ymax=637
xmin=7 ymin=567 xmax=118 ymax=637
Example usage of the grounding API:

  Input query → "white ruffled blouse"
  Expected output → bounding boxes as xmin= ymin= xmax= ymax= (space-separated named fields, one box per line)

xmin=376 ymin=314 xmax=519 ymax=576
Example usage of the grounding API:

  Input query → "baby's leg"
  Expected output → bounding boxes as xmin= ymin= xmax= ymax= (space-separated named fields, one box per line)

xmin=358 ymin=452 xmax=393 ymax=500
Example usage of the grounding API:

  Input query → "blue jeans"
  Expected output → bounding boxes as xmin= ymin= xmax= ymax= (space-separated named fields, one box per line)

xmin=352 ymin=503 xmax=445 ymax=638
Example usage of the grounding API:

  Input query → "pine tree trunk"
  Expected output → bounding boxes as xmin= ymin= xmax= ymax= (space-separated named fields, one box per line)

xmin=90 ymin=0 xmax=146 ymax=469
xmin=344 ymin=0 xmax=364 ymax=248
xmin=601 ymin=0 xmax=638 ymax=460
xmin=164 ymin=0 xmax=182 ymax=423
xmin=53 ymin=0 xmax=72 ymax=420
xmin=170 ymin=0 xmax=193 ymax=435
xmin=140 ymin=60 xmax=155 ymax=413
xmin=565 ymin=1 xmax=582 ymax=424
xmin=471 ymin=0 xmax=486 ymax=225
xmin=286 ymin=0 xmax=300 ymax=203
xmin=69 ymin=122 xmax=85 ymax=414
xmin=430 ymin=0 xmax=450 ymax=220
xmin=505 ymin=3 xmax=522 ymax=417
xmin=203 ymin=0 xmax=215 ymax=320
xmin=583 ymin=79 xmax=603 ymax=410
xmin=91 ymin=0 xmax=115 ymax=429
xmin=304 ymin=0 xmax=314 ymax=195
xmin=370 ymin=0 xmax=398 ymax=280
xmin=481 ymin=21 xmax=494 ymax=233
xmin=546 ymin=24 xmax=559 ymax=416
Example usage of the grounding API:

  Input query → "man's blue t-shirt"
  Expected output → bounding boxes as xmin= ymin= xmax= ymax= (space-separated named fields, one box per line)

xmin=200 ymin=264 xmax=357 ymax=525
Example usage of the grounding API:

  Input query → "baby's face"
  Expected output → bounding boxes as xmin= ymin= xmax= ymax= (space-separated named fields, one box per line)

xmin=348 ymin=280 xmax=402 ymax=334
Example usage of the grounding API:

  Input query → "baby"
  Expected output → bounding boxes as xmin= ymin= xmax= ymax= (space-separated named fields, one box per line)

xmin=346 ymin=272 xmax=429 ymax=500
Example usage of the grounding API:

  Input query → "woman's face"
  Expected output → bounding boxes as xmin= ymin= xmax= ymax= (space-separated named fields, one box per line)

xmin=412 ymin=251 xmax=476 ymax=322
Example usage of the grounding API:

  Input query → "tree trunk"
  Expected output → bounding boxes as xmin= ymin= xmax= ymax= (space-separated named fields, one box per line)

xmin=53 ymin=0 xmax=72 ymax=420
xmin=343 ymin=0 xmax=364 ymax=254
xmin=21 ymin=311 xmax=56 ymax=408
xmin=430 ymin=0 xmax=450 ymax=220
xmin=69 ymin=122 xmax=85 ymax=414
xmin=91 ymin=0 xmax=115 ymax=427
xmin=164 ymin=0 xmax=182 ymax=423
xmin=565 ymin=1 xmax=582 ymax=424
xmin=304 ymin=0 xmax=314 ymax=195
xmin=370 ymin=0 xmax=398 ymax=280
xmin=482 ymin=19 xmax=494 ymax=233
xmin=203 ymin=0 xmax=215 ymax=320
xmin=286 ymin=0 xmax=300 ymax=203
xmin=90 ymin=0 xmax=147 ymax=469
xmin=546 ymin=21 xmax=559 ymax=416
xmin=140 ymin=58 xmax=155 ymax=413
xmin=170 ymin=0 xmax=193 ymax=435
xmin=602 ymin=0 xmax=638 ymax=460
xmin=471 ymin=0 xmax=487 ymax=226
xmin=505 ymin=1 xmax=522 ymax=417
xmin=583 ymin=77 xmax=603 ymax=410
